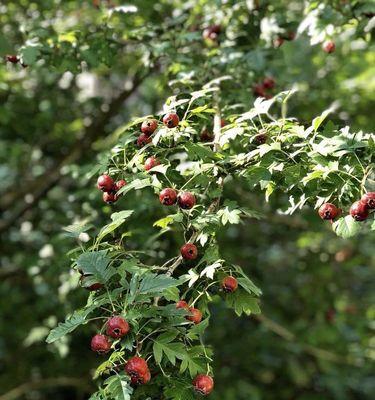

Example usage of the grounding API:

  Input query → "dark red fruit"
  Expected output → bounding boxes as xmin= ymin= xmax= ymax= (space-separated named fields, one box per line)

xmin=286 ymin=31 xmax=296 ymax=41
xmin=159 ymin=188 xmax=177 ymax=206
xmin=125 ymin=356 xmax=151 ymax=385
xmin=325 ymin=309 xmax=336 ymax=324
xmin=144 ymin=156 xmax=160 ymax=171
xmin=5 ymin=55 xmax=19 ymax=64
xmin=193 ymin=374 xmax=214 ymax=396
xmin=263 ymin=77 xmax=275 ymax=89
xmin=221 ymin=276 xmax=238 ymax=293
xmin=97 ymin=174 xmax=115 ymax=192
xmin=115 ymin=179 xmax=127 ymax=192
xmin=162 ymin=113 xmax=179 ymax=128
xmin=141 ymin=119 xmax=158 ymax=136
xmin=80 ymin=275 xmax=103 ymax=291
xmin=253 ymin=84 xmax=266 ymax=98
xmin=137 ymin=133 xmax=152 ymax=147
xmin=360 ymin=192 xmax=375 ymax=209
xmin=220 ymin=119 xmax=226 ymax=128
xmin=176 ymin=300 xmax=189 ymax=310
xmin=91 ymin=334 xmax=111 ymax=354
xmin=103 ymin=191 xmax=118 ymax=204
xmin=186 ymin=307 xmax=202 ymax=324
xmin=200 ymin=129 xmax=214 ymax=142
xmin=323 ymin=40 xmax=335 ymax=53
xmin=178 ymin=192 xmax=196 ymax=210
xmin=350 ymin=201 xmax=369 ymax=221
xmin=106 ymin=316 xmax=130 ymax=339
xmin=203 ymin=24 xmax=221 ymax=41
xmin=318 ymin=203 xmax=339 ymax=220
xmin=274 ymin=36 xmax=284 ymax=48
xmin=254 ymin=131 xmax=267 ymax=145
xmin=180 ymin=243 xmax=198 ymax=260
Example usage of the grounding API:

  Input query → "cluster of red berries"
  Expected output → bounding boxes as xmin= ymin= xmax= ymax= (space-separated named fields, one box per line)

xmin=318 ymin=192 xmax=374 ymax=222
xmin=159 ymin=188 xmax=196 ymax=209
xmin=253 ymin=77 xmax=276 ymax=99
xmin=97 ymin=174 xmax=127 ymax=204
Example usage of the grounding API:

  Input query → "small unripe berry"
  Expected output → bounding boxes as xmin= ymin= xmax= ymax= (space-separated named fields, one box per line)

xmin=186 ymin=307 xmax=202 ymax=324
xmin=350 ymin=201 xmax=369 ymax=221
xmin=178 ymin=192 xmax=196 ymax=209
xmin=176 ymin=300 xmax=189 ymax=310
xmin=80 ymin=275 xmax=103 ymax=291
xmin=263 ymin=77 xmax=275 ymax=89
xmin=125 ymin=357 xmax=151 ymax=385
xmin=106 ymin=316 xmax=130 ymax=339
xmin=193 ymin=374 xmax=214 ymax=396
xmin=141 ymin=119 xmax=158 ymax=136
xmin=162 ymin=113 xmax=179 ymax=128
xmin=5 ymin=55 xmax=19 ymax=64
xmin=221 ymin=276 xmax=238 ymax=293
xmin=180 ymin=243 xmax=198 ymax=260
xmin=137 ymin=133 xmax=152 ymax=147
xmin=144 ymin=156 xmax=160 ymax=171
xmin=103 ymin=191 xmax=118 ymax=204
xmin=318 ymin=203 xmax=339 ymax=220
xmin=115 ymin=180 xmax=127 ymax=192
xmin=323 ymin=40 xmax=335 ymax=53
xmin=360 ymin=192 xmax=375 ymax=209
xmin=97 ymin=174 xmax=115 ymax=192
xmin=91 ymin=334 xmax=111 ymax=354
xmin=159 ymin=188 xmax=177 ymax=206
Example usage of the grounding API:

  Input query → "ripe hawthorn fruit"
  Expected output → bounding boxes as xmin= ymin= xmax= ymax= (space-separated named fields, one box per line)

xmin=253 ymin=83 xmax=266 ymax=98
xmin=5 ymin=55 xmax=19 ymax=64
xmin=97 ymin=174 xmax=115 ymax=192
xmin=141 ymin=119 xmax=158 ymax=136
xmin=200 ymin=129 xmax=214 ymax=142
xmin=159 ymin=188 xmax=177 ymax=206
xmin=137 ymin=133 xmax=152 ymax=147
xmin=144 ymin=156 xmax=160 ymax=171
xmin=318 ymin=203 xmax=339 ymax=220
xmin=91 ymin=334 xmax=111 ymax=354
xmin=274 ymin=36 xmax=284 ymax=48
xmin=263 ymin=77 xmax=275 ymax=89
xmin=186 ymin=307 xmax=202 ymax=324
xmin=106 ymin=316 xmax=130 ymax=339
xmin=180 ymin=243 xmax=198 ymax=260
xmin=162 ymin=112 xmax=179 ymax=128
xmin=193 ymin=374 xmax=214 ymax=396
xmin=178 ymin=192 xmax=196 ymax=209
xmin=115 ymin=179 xmax=127 ymax=192
xmin=103 ymin=191 xmax=118 ymax=204
xmin=79 ymin=275 xmax=103 ymax=291
xmin=176 ymin=300 xmax=189 ymax=310
xmin=323 ymin=40 xmax=336 ymax=53
xmin=254 ymin=131 xmax=267 ymax=145
xmin=350 ymin=201 xmax=369 ymax=221
xmin=125 ymin=356 xmax=151 ymax=385
xmin=360 ymin=192 xmax=375 ymax=209
xmin=203 ymin=24 xmax=221 ymax=41
xmin=221 ymin=276 xmax=238 ymax=293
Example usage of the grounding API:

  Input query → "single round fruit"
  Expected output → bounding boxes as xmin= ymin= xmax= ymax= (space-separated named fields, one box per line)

xmin=263 ymin=77 xmax=275 ymax=89
xmin=180 ymin=243 xmax=198 ymax=260
xmin=159 ymin=188 xmax=177 ymax=206
xmin=137 ymin=133 xmax=152 ymax=147
xmin=253 ymin=84 xmax=266 ymax=98
xmin=323 ymin=40 xmax=335 ymax=53
xmin=221 ymin=276 xmax=238 ymax=293
xmin=115 ymin=179 xmax=127 ymax=192
xmin=360 ymin=192 xmax=375 ymax=209
xmin=318 ymin=203 xmax=339 ymax=220
xmin=106 ymin=316 xmax=130 ymax=339
xmin=162 ymin=113 xmax=179 ymax=128
xmin=125 ymin=356 xmax=151 ymax=385
xmin=178 ymin=192 xmax=196 ymax=210
xmin=254 ymin=131 xmax=267 ymax=145
xmin=203 ymin=24 xmax=221 ymax=41
xmin=141 ymin=119 xmax=158 ymax=136
xmin=220 ymin=119 xmax=226 ymax=128
xmin=91 ymin=334 xmax=111 ymax=354
xmin=97 ymin=174 xmax=115 ymax=192
xmin=274 ymin=36 xmax=284 ymax=48
xmin=144 ymin=156 xmax=160 ymax=171
xmin=286 ymin=31 xmax=296 ymax=41
xmin=200 ymin=129 xmax=214 ymax=142
xmin=186 ymin=307 xmax=202 ymax=324
xmin=80 ymin=275 xmax=103 ymax=291
xmin=193 ymin=374 xmax=214 ymax=396
xmin=176 ymin=300 xmax=189 ymax=310
xmin=350 ymin=201 xmax=369 ymax=221
xmin=103 ymin=192 xmax=118 ymax=204
xmin=5 ymin=55 xmax=19 ymax=64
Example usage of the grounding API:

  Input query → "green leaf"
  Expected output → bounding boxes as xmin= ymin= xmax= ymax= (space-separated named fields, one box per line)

xmin=138 ymin=273 xmax=179 ymax=294
xmin=179 ymin=346 xmax=207 ymax=377
xmin=96 ymin=210 xmax=134 ymax=243
xmin=164 ymin=380 xmax=195 ymax=400
xmin=226 ymin=289 xmax=261 ymax=316
xmin=153 ymin=332 xmax=186 ymax=366
xmin=62 ymin=219 xmax=92 ymax=239
xmin=333 ymin=215 xmax=362 ymax=239
xmin=153 ymin=213 xmax=183 ymax=229
xmin=116 ymin=178 xmax=151 ymax=196
xmin=103 ymin=373 xmax=133 ymax=400
xmin=76 ymin=251 xmax=116 ymax=284
xmin=46 ymin=310 xmax=87 ymax=343
xmin=244 ymin=166 xmax=271 ymax=187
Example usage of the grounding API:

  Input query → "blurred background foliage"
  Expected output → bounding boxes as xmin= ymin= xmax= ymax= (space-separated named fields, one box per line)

xmin=0 ymin=0 xmax=374 ymax=399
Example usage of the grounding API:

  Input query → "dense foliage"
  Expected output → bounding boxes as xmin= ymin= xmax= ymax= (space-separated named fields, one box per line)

xmin=0 ymin=1 xmax=374 ymax=400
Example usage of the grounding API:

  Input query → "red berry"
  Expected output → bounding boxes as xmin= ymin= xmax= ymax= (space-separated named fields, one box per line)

xmin=221 ymin=276 xmax=238 ymax=293
xmin=5 ymin=55 xmax=19 ymax=64
xmin=193 ymin=374 xmax=214 ymax=396
xmin=159 ymin=188 xmax=177 ymax=206
xmin=103 ymin=191 xmax=118 ymax=204
xmin=178 ymin=192 xmax=196 ymax=210
xmin=144 ymin=156 xmax=160 ymax=171
xmin=350 ymin=201 xmax=369 ymax=221
xmin=318 ymin=203 xmax=339 ymax=220
xmin=286 ymin=31 xmax=296 ymax=41
xmin=180 ymin=243 xmax=198 ymax=260
xmin=186 ymin=307 xmax=202 ymax=324
xmin=203 ymin=24 xmax=221 ymax=41
xmin=176 ymin=300 xmax=189 ymax=310
xmin=97 ymin=174 xmax=115 ymax=192
xmin=253 ymin=84 xmax=266 ymax=98
xmin=274 ymin=36 xmax=284 ymax=48
xmin=220 ymin=119 xmax=226 ymax=128
xmin=254 ymin=131 xmax=267 ymax=145
xmin=263 ymin=77 xmax=275 ymax=89
xmin=360 ymin=192 xmax=375 ymax=209
xmin=106 ymin=316 xmax=130 ymax=339
xmin=200 ymin=129 xmax=214 ymax=142
xmin=80 ymin=275 xmax=103 ymax=291
xmin=162 ymin=113 xmax=179 ymax=128
xmin=323 ymin=40 xmax=335 ymax=53
xmin=125 ymin=357 xmax=151 ymax=385
xmin=91 ymin=334 xmax=111 ymax=354
xmin=141 ymin=119 xmax=158 ymax=136
xmin=137 ymin=133 xmax=152 ymax=147
xmin=115 ymin=179 xmax=127 ymax=192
